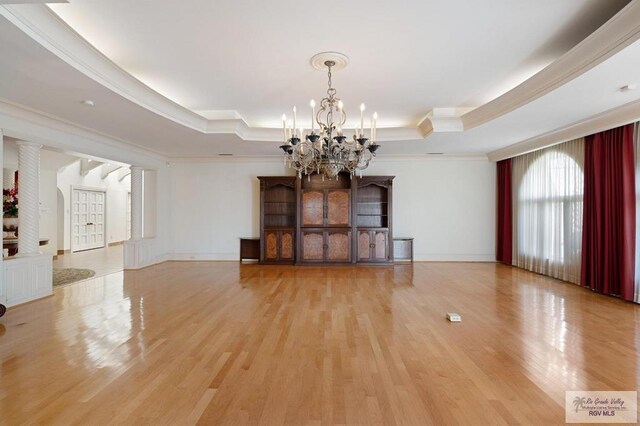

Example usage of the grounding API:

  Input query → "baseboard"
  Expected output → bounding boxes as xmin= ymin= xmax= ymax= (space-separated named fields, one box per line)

xmin=170 ymin=253 xmax=238 ymax=261
xmin=413 ymin=253 xmax=496 ymax=262
xmin=123 ymin=250 xmax=170 ymax=271
xmin=108 ymin=240 xmax=124 ymax=247
xmin=166 ymin=253 xmax=497 ymax=262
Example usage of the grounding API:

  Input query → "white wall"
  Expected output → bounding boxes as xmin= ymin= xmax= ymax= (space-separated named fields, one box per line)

xmin=39 ymin=169 xmax=58 ymax=256
xmin=370 ymin=157 xmax=495 ymax=261
xmin=169 ymin=160 xmax=293 ymax=260
xmin=168 ymin=156 xmax=496 ymax=261
xmin=57 ymin=161 xmax=130 ymax=251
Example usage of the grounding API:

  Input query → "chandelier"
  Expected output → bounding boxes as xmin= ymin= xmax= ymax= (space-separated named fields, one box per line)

xmin=279 ymin=53 xmax=380 ymax=179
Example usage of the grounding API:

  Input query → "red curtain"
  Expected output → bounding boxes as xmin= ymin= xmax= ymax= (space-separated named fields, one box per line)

xmin=581 ymin=124 xmax=636 ymax=300
xmin=496 ymin=159 xmax=512 ymax=265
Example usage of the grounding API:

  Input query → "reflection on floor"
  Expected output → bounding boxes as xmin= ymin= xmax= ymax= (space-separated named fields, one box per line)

xmin=53 ymin=244 xmax=123 ymax=279
xmin=1 ymin=262 xmax=638 ymax=424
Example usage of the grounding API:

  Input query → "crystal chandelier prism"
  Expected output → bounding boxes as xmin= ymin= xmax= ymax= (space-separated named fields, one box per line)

xmin=280 ymin=53 xmax=380 ymax=179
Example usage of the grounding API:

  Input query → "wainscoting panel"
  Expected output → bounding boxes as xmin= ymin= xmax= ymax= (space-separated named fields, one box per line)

xmin=3 ymin=254 xmax=53 ymax=307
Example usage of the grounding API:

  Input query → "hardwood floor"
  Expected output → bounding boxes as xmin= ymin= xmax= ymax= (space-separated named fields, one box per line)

xmin=0 ymin=262 xmax=638 ymax=425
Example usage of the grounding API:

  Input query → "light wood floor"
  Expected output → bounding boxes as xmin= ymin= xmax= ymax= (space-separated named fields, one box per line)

xmin=0 ymin=262 xmax=638 ymax=425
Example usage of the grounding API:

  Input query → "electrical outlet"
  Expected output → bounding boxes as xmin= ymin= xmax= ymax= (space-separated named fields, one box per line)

xmin=446 ymin=312 xmax=462 ymax=322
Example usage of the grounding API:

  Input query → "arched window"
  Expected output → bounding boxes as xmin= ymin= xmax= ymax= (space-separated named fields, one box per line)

xmin=512 ymin=139 xmax=584 ymax=283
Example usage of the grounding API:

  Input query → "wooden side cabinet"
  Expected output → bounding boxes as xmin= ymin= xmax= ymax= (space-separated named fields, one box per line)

xmin=357 ymin=229 xmax=390 ymax=262
xmin=393 ymin=237 xmax=414 ymax=262
xmin=239 ymin=237 xmax=260 ymax=261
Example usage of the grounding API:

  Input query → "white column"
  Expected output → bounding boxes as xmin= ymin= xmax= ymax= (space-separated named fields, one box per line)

xmin=17 ymin=141 xmax=41 ymax=256
xmin=130 ymin=165 xmax=143 ymax=240
xmin=0 ymin=129 xmax=4 ymax=302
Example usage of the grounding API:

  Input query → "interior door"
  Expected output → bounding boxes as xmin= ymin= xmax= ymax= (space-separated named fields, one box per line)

xmin=72 ymin=188 xmax=106 ymax=252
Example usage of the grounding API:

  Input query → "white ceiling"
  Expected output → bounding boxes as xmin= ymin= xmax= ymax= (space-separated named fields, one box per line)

xmin=48 ymin=0 xmax=628 ymax=128
xmin=0 ymin=0 xmax=638 ymax=159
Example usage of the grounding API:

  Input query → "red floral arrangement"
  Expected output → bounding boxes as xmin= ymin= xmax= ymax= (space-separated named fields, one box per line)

xmin=3 ymin=188 xmax=18 ymax=218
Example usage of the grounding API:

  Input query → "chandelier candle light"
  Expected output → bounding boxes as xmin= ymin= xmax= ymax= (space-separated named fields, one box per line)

xmin=280 ymin=52 xmax=380 ymax=180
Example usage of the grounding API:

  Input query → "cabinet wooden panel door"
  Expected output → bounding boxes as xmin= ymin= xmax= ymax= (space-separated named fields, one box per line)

xmin=302 ymin=230 xmax=351 ymax=262
xmin=327 ymin=230 xmax=351 ymax=262
xmin=301 ymin=190 xmax=324 ymax=226
xmin=358 ymin=231 xmax=371 ymax=261
xmin=327 ymin=190 xmax=350 ymax=226
xmin=265 ymin=231 xmax=279 ymax=261
xmin=301 ymin=231 xmax=324 ymax=262
xmin=357 ymin=230 xmax=389 ymax=262
xmin=373 ymin=230 xmax=388 ymax=261
xmin=263 ymin=230 xmax=295 ymax=262
xmin=302 ymin=189 xmax=351 ymax=227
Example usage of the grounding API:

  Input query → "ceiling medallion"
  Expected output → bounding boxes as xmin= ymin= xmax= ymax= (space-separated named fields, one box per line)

xmin=280 ymin=52 xmax=380 ymax=180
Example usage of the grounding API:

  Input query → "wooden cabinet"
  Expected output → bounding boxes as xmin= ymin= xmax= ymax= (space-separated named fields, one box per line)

xmin=354 ymin=177 xmax=394 ymax=264
xmin=357 ymin=229 xmax=389 ymax=262
xmin=258 ymin=174 xmax=393 ymax=265
xmin=259 ymin=177 xmax=296 ymax=264
xmin=301 ymin=229 xmax=351 ymax=263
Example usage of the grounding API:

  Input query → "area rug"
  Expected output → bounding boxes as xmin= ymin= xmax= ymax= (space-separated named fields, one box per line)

xmin=53 ymin=268 xmax=96 ymax=287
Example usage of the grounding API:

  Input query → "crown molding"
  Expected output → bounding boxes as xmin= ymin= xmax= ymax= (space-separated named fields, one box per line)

xmin=0 ymin=97 xmax=167 ymax=167
xmin=168 ymin=153 xmax=489 ymax=164
xmin=421 ymin=108 xmax=475 ymax=134
xmin=0 ymin=5 xmax=427 ymax=142
xmin=462 ymin=0 xmax=640 ymax=130
xmin=487 ymin=98 xmax=640 ymax=161
xmin=0 ymin=4 xmax=208 ymax=132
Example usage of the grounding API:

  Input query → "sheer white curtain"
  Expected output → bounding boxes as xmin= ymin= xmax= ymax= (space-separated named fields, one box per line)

xmin=512 ymin=138 xmax=584 ymax=283
xmin=634 ymin=123 xmax=640 ymax=303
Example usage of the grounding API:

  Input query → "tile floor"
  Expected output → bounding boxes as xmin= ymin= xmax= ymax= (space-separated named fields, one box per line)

xmin=53 ymin=244 xmax=123 ymax=278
